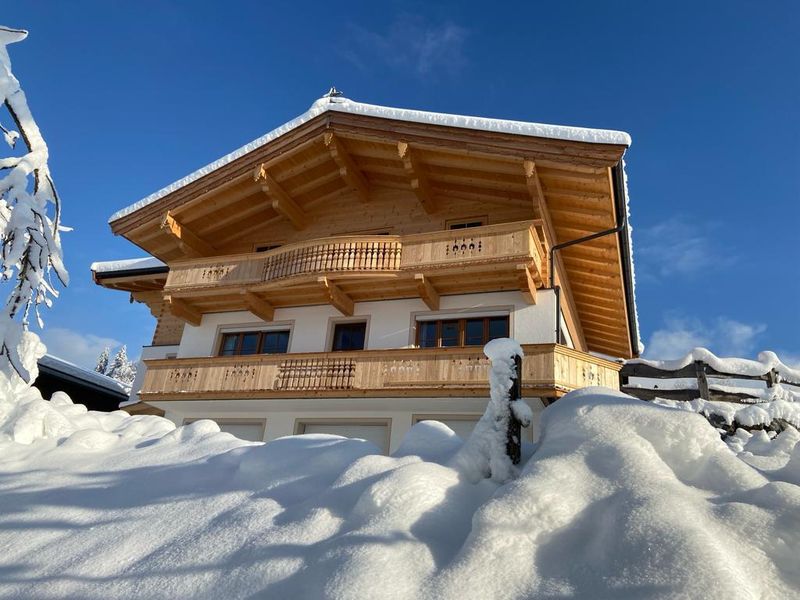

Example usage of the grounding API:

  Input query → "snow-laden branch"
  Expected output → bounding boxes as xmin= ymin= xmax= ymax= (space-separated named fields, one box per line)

xmin=0 ymin=26 xmax=68 ymax=383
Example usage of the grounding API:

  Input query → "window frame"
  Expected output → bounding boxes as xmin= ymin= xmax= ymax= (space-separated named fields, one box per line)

xmin=446 ymin=216 xmax=488 ymax=230
xmin=217 ymin=329 xmax=291 ymax=356
xmin=414 ymin=315 xmax=509 ymax=348
xmin=330 ymin=320 xmax=369 ymax=352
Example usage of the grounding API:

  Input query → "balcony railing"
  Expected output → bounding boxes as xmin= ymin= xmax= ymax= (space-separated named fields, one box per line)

xmin=163 ymin=220 xmax=544 ymax=293
xmin=139 ymin=344 xmax=620 ymax=401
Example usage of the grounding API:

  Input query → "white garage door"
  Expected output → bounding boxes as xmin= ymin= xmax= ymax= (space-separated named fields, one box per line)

xmin=417 ymin=417 xmax=479 ymax=440
xmin=217 ymin=422 xmax=265 ymax=442
xmin=301 ymin=423 xmax=388 ymax=452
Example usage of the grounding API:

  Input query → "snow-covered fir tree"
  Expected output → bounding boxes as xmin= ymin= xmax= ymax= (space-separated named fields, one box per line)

xmin=0 ymin=26 xmax=68 ymax=384
xmin=106 ymin=345 xmax=136 ymax=385
xmin=94 ymin=346 xmax=110 ymax=375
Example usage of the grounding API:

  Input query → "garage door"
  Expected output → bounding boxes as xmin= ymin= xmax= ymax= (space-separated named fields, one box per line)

xmin=301 ymin=423 xmax=388 ymax=453
xmin=186 ymin=419 xmax=265 ymax=442
xmin=416 ymin=417 xmax=479 ymax=440
xmin=217 ymin=422 xmax=265 ymax=442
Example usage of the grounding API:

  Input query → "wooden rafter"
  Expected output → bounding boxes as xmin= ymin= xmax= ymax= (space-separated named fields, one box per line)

xmin=523 ymin=160 xmax=557 ymax=244
xmin=242 ymin=290 xmax=274 ymax=322
xmin=254 ymin=164 xmax=307 ymax=230
xmin=165 ymin=295 xmax=201 ymax=326
xmin=397 ymin=141 xmax=436 ymax=213
xmin=317 ymin=276 xmax=354 ymax=316
xmin=161 ymin=211 xmax=216 ymax=258
xmin=324 ymin=131 xmax=370 ymax=202
xmin=414 ymin=274 xmax=439 ymax=310
xmin=516 ymin=264 xmax=537 ymax=304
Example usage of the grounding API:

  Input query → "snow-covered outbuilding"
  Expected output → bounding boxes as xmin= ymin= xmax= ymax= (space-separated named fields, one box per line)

xmin=92 ymin=94 xmax=637 ymax=448
xmin=35 ymin=354 xmax=130 ymax=412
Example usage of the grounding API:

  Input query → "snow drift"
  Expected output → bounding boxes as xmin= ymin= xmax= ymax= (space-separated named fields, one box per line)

xmin=1 ymin=387 xmax=799 ymax=599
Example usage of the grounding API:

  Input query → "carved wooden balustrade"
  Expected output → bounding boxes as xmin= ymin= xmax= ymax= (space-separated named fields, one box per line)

xmin=163 ymin=221 xmax=544 ymax=293
xmin=140 ymin=344 xmax=621 ymax=400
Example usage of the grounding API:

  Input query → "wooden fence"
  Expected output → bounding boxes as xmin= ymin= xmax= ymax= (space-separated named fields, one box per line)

xmin=620 ymin=360 xmax=800 ymax=403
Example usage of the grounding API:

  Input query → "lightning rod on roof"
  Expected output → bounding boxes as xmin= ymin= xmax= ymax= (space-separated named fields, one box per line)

xmin=323 ymin=86 xmax=344 ymax=99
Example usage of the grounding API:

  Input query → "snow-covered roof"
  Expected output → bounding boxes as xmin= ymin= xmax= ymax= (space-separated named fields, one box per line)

xmin=38 ymin=354 xmax=131 ymax=396
xmin=109 ymin=95 xmax=632 ymax=223
xmin=90 ymin=257 xmax=166 ymax=274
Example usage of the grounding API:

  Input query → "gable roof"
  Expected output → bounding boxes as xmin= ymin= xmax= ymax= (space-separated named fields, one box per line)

xmin=109 ymin=95 xmax=631 ymax=223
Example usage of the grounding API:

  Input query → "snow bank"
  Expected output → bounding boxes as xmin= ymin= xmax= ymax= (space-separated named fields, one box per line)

xmin=656 ymin=395 xmax=800 ymax=430
xmin=109 ymin=95 xmax=631 ymax=222
xmin=1 ymin=388 xmax=799 ymax=598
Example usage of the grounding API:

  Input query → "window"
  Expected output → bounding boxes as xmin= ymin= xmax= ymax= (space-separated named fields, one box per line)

xmin=331 ymin=322 xmax=367 ymax=351
xmin=255 ymin=243 xmax=282 ymax=252
xmin=218 ymin=330 xmax=290 ymax=356
xmin=415 ymin=316 xmax=509 ymax=348
xmin=447 ymin=217 xmax=486 ymax=230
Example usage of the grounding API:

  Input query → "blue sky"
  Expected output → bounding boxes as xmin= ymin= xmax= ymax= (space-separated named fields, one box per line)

xmin=3 ymin=1 xmax=798 ymax=368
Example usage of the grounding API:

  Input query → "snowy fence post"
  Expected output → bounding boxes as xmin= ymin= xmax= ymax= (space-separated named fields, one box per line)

xmin=506 ymin=353 xmax=522 ymax=464
xmin=694 ymin=361 xmax=710 ymax=401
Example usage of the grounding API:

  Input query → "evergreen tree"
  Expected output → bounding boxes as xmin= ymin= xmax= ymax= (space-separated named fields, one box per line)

xmin=106 ymin=345 xmax=136 ymax=385
xmin=94 ymin=346 xmax=109 ymax=374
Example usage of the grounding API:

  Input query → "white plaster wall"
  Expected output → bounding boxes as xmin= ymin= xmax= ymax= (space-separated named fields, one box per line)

xmin=127 ymin=344 xmax=179 ymax=403
xmin=177 ymin=290 xmax=558 ymax=358
xmin=158 ymin=396 xmax=546 ymax=453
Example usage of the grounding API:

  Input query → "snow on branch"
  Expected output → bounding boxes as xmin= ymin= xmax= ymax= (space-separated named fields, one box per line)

xmin=0 ymin=26 xmax=68 ymax=382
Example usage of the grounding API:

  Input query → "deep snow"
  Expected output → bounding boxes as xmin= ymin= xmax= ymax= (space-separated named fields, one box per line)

xmin=1 ymin=386 xmax=799 ymax=599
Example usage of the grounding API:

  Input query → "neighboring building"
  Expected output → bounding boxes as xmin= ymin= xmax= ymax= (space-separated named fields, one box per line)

xmin=92 ymin=93 xmax=638 ymax=450
xmin=36 ymin=354 xmax=130 ymax=412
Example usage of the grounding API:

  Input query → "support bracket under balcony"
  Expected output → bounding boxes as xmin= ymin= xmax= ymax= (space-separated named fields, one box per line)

xmin=414 ymin=273 xmax=439 ymax=311
xmin=318 ymin=276 xmax=354 ymax=316
xmin=165 ymin=295 xmax=202 ymax=326
xmin=516 ymin=264 xmax=538 ymax=305
xmin=241 ymin=290 xmax=274 ymax=322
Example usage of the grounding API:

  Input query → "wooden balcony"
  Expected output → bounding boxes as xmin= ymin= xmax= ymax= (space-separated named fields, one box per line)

xmin=139 ymin=344 xmax=620 ymax=401
xmin=161 ymin=221 xmax=545 ymax=316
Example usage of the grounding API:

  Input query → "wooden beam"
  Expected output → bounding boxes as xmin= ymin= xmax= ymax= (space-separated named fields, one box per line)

xmin=164 ymin=295 xmax=201 ymax=326
xmin=414 ymin=274 xmax=439 ymax=310
xmin=242 ymin=290 xmax=274 ymax=322
xmin=516 ymin=264 xmax=537 ymax=304
xmin=324 ymin=131 xmax=370 ymax=202
xmin=254 ymin=164 xmax=307 ymax=229
xmin=317 ymin=276 xmax=354 ymax=316
xmin=523 ymin=159 xmax=557 ymax=245
xmin=160 ymin=211 xmax=216 ymax=258
xmin=397 ymin=141 xmax=436 ymax=213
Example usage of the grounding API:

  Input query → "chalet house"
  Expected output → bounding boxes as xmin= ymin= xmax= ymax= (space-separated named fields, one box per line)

xmin=92 ymin=93 xmax=638 ymax=451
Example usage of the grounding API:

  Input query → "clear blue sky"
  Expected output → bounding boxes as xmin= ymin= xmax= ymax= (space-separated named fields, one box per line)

xmin=3 ymin=1 xmax=798 ymax=368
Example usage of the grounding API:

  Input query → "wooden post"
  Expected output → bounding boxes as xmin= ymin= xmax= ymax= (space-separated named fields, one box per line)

xmin=695 ymin=360 xmax=710 ymax=401
xmin=766 ymin=368 xmax=779 ymax=388
xmin=507 ymin=354 xmax=523 ymax=465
